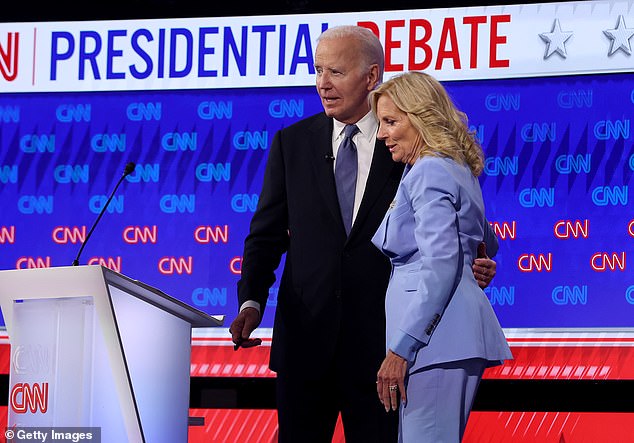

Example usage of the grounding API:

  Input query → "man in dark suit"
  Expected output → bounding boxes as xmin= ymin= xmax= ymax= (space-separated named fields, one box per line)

xmin=230 ymin=25 xmax=497 ymax=442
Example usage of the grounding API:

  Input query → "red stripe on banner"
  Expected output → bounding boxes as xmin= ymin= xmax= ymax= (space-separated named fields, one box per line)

xmin=463 ymin=412 xmax=634 ymax=442
xmin=188 ymin=409 xmax=279 ymax=443
xmin=190 ymin=344 xmax=275 ymax=377
xmin=191 ymin=337 xmax=273 ymax=343
xmin=185 ymin=409 xmax=634 ymax=443
xmin=1 ymin=341 xmax=634 ymax=380
xmin=507 ymin=337 xmax=634 ymax=343
xmin=484 ymin=346 xmax=634 ymax=380
xmin=0 ymin=345 xmax=9 ymax=374
xmin=188 ymin=343 xmax=634 ymax=380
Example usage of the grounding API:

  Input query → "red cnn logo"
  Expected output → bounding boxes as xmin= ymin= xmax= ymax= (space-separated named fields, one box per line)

xmin=10 ymin=382 xmax=48 ymax=414
xmin=52 ymin=226 xmax=87 ymax=244
xmin=88 ymin=256 xmax=122 ymax=272
xmin=554 ymin=220 xmax=589 ymax=239
xmin=0 ymin=226 xmax=15 ymax=244
xmin=490 ymin=221 xmax=516 ymax=240
xmin=16 ymin=257 xmax=51 ymax=269
xmin=229 ymin=256 xmax=242 ymax=275
xmin=591 ymin=252 xmax=626 ymax=271
xmin=628 ymin=220 xmax=634 ymax=238
xmin=194 ymin=225 xmax=229 ymax=244
xmin=0 ymin=32 xmax=19 ymax=82
xmin=123 ymin=225 xmax=158 ymax=244
xmin=158 ymin=256 xmax=193 ymax=275
xmin=518 ymin=253 xmax=552 ymax=272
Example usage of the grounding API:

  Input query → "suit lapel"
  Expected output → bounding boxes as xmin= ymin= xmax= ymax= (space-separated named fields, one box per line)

xmin=349 ymin=139 xmax=399 ymax=238
xmin=308 ymin=115 xmax=345 ymax=232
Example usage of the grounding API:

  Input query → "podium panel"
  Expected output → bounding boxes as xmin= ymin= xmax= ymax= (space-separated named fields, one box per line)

xmin=108 ymin=285 xmax=192 ymax=442
xmin=11 ymin=297 xmax=96 ymax=426
xmin=0 ymin=265 xmax=223 ymax=443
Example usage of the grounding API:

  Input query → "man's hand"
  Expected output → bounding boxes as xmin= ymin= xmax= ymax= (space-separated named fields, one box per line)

xmin=473 ymin=242 xmax=496 ymax=288
xmin=229 ymin=307 xmax=262 ymax=350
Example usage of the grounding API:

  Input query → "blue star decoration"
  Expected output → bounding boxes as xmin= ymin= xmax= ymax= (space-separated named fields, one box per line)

xmin=603 ymin=15 xmax=634 ymax=56
xmin=539 ymin=19 xmax=574 ymax=59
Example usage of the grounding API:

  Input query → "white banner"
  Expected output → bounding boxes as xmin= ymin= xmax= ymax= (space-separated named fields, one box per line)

xmin=1 ymin=0 xmax=633 ymax=92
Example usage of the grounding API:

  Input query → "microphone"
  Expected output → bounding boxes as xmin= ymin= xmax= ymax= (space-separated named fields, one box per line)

xmin=324 ymin=153 xmax=335 ymax=162
xmin=72 ymin=162 xmax=136 ymax=266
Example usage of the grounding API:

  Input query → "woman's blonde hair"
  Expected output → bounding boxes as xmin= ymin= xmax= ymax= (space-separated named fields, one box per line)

xmin=370 ymin=71 xmax=484 ymax=176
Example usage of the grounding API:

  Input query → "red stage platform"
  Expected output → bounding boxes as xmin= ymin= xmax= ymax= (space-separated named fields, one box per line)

xmin=2 ymin=328 xmax=634 ymax=442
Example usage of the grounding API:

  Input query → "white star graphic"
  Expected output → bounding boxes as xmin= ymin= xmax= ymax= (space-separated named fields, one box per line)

xmin=603 ymin=15 xmax=634 ymax=56
xmin=539 ymin=19 xmax=574 ymax=59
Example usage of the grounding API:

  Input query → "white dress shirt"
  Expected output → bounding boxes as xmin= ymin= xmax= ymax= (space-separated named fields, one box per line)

xmin=332 ymin=111 xmax=378 ymax=224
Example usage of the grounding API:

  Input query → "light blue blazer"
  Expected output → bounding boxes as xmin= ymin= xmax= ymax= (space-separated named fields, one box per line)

xmin=372 ymin=156 xmax=512 ymax=374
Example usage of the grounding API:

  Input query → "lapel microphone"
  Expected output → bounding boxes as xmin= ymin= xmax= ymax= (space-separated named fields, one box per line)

xmin=324 ymin=153 xmax=335 ymax=162
xmin=72 ymin=162 xmax=136 ymax=266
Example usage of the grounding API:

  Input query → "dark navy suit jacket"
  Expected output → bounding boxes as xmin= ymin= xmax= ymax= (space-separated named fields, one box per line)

xmin=238 ymin=112 xmax=404 ymax=380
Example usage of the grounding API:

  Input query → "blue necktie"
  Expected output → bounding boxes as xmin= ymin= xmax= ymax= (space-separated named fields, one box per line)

xmin=335 ymin=124 xmax=359 ymax=235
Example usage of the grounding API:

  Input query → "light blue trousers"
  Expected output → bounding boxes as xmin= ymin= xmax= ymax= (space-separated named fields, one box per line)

xmin=398 ymin=358 xmax=487 ymax=443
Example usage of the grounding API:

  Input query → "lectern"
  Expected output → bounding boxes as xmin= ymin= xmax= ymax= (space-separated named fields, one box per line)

xmin=0 ymin=265 xmax=223 ymax=442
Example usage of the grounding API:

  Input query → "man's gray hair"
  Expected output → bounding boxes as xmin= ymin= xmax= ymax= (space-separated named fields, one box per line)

xmin=318 ymin=25 xmax=385 ymax=81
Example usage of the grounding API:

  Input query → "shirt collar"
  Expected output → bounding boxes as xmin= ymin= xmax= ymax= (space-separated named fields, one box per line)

xmin=333 ymin=111 xmax=378 ymax=143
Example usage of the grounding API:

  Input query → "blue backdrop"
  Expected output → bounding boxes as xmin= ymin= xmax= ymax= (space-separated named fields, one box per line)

xmin=1 ymin=72 xmax=633 ymax=329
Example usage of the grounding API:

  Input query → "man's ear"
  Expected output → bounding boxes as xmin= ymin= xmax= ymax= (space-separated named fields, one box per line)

xmin=367 ymin=64 xmax=380 ymax=91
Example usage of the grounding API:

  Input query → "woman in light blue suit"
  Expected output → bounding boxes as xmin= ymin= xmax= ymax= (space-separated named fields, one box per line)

xmin=370 ymin=72 xmax=512 ymax=442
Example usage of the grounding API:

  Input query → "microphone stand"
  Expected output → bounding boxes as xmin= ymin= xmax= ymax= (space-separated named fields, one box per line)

xmin=72 ymin=162 xmax=135 ymax=266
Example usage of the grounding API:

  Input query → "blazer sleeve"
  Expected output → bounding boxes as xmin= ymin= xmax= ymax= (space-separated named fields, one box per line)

xmin=236 ymin=130 xmax=289 ymax=312
xmin=389 ymin=158 xmax=462 ymax=356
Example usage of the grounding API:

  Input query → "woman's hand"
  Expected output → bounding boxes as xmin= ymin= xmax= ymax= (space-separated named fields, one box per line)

xmin=376 ymin=350 xmax=408 ymax=411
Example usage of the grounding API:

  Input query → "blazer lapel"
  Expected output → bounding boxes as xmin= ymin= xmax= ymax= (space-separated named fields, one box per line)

xmin=308 ymin=115 xmax=345 ymax=232
xmin=349 ymin=139 xmax=399 ymax=238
